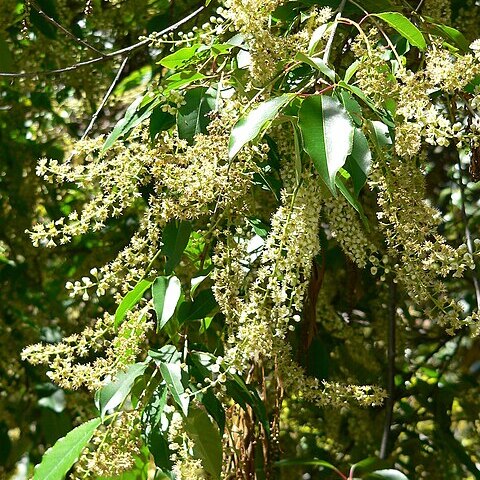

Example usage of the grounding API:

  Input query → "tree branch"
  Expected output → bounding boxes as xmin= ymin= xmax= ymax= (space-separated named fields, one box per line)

xmin=80 ymin=55 xmax=129 ymax=142
xmin=457 ymin=156 xmax=480 ymax=310
xmin=380 ymin=279 xmax=397 ymax=460
xmin=30 ymin=1 xmax=104 ymax=55
xmin=0 ymin=5 xmax=204 ymax=78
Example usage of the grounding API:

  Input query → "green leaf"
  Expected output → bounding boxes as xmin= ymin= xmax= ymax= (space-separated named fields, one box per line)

xmin=338 ymin=90 xmax=363 ymax=127
xmin=159 ymin=45 xmax=200 ymax=69
xmin=33 ymin=418 xmax=101 ymax=480
xmin=184 ymin=405 xmax=223 ymax=480
xmin=102 ymin=96 xmax=158 ymax=152
xmin=142 ymin=385 xmax=172 ymax=470
xmin=95 ymin=363 xmax=148 ymax=418
xmin=335 ymin=176 xmax=369 ymax=227
xmin=366 ymin=469 xmax=409 ymax=480
xmin=295 ymin=52 xmax=336 ymax=81
xmin=229 ymin=95 xmax=292 ymax=159
xmin=150 ymin=107 xmax=175 ymax=142
xmin=0 ymin=37 xmax=14 ymax=72
xmin=152 ymin=276 xmax=182 ymax=331
xmin=177 ymin=87 xmax=216 ymax=144
xmin=298 ymin=95 xmax=354 ymax=194
xmin=351 ymin=457 xmax=391 ymax=475
xmin=275 ymin=459 xmax=341 ymax=473
xmin=225 ymin=374 xmax=269 ymax=435
xmin=159 ymin=363 xmax=189 ymax=415
xmin=177 ymin=288 xmax=217 ymax=323
xmin=161 ymin=220 xmax=192 ymax=275
xmin=114 ymin=279 xmax=153 ymax=329
xmin=430 ymin=24 xmax=469 ymax=51
xmin=164 ymin=71 xmax=206 ymax=91
xmin=345 ymin=128 xmax=372 ymax=196
xmin=374 ymin=13 xmax=426 ymax=50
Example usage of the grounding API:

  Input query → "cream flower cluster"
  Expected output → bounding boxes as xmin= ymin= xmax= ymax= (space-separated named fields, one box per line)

xmin=21 ymin=306 xmax=153 ymax=390
xmin=323 ymin=195 xmax=376 ymax=268
xmin=218 ymin=166 xmax=323 ymax=371
xmin=224 ymin=0 xmax=332 ymax=82
xmin=370 ymin=156 xmax=478 ymax=333
xmin=73 ymin=411 xmax=141 ymax=479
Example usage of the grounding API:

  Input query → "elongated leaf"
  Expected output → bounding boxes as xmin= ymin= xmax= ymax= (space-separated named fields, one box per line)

xmin=33 ymin=418 xmax=101 ymax=480
xmin=184 ymin=406 xmax=222 ymax=480
xmin=102 ymin=96 xmax=157 ymax=152
xmin=164 ymin=71 xmax=205 ymax=91
xmin=299 ymin=95 xmax=354 ymax=194
xmin=374 ymin=13 xmax=426 ymax=50
xmin=142 ymin=385 xmax=172 ymax=469
xmin=161 ymin=220 xmax=192 ymax=275
xmin=177 ymin=87 xmax=216 ymax=144
xmin=336 ymin=176 xmax=369 ymax=227
xmin=431 ymin=23 xmax=469 ymax=51
xmin=366 ymin=469 xmax=409 ymax=480
xmin=229 ymin=95 xmax=292 ymax=159
xmin=275 ymin=459 xmax=341 ymax=472
xmin=114 ymin=279 xmax=152 ymax=329
xmin=178 ymin=288 xmax=217 ymax=323
xmin=295 ymin=52 xmax=336 ymax=81
xmin=346 ymin=128 xmax=372 ymax=196
xmin=159 ymin=45 xmax=200 ymax=69
xmin=152 ymin=276 xmax=182 ymax=331
xmin=95 ymin=363 xmax=148 ymax=418
xmin=150 ymin=107 xmax=175 ymax=142
xmin=159 ymin=363 xmax=189 ymax=415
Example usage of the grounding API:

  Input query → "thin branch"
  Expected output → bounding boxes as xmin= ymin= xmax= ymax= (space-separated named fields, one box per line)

xmin=323 ymin=0 xmax=347 ymax=64
xmin=79 ymin=55 xmax=129 ymax=142
xmin=30 ymin=1 xmax=104 ymax=55
xmin=457 ymin=157 xmax=480 ymax=310
xmin=0 ymin=5 xmax=205 ymax=78
xmin=415 ymin=0 xmax=426 ymax=13
xmin=380 ymin=279 xmax=397 ymax=460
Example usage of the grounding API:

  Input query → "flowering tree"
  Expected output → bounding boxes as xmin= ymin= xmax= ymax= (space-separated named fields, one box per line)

xmin=1 ymin=0 xmax=480 ymax=478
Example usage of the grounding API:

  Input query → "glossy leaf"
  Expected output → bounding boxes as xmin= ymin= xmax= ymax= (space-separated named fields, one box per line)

xmin=161 ymin=220 xmax=192 ymax=275
xmin=229 ymin=94 xmax=292 ymax=159
xmin=431 ymin=23 xmax=469 ymax=51
xmin=152 ymin=276 xmax=182 ymax=331
xmin=346 ymin=128 xmax=372 ymax=196
xmin=336 ymin=176 xmax=369 ymax=227
xmin=295 ymin=52 xmax=336 ymax=81
xmin=95 ymin=362 xmax=148 ymax=418
xmin=374 ymin=13 xmax=426 ymax=50
xmin=184 ymin=406 xmax=223 ymax=480
xmin=299 ymin=95 xmax=354 ymax=194
xmin=114 ymin=279 xmax=153 ymax=329
xmin=33 ymin=418 xmax=101 ymax=480
xmin=150 ymin=107 xmax=175 ymax=142
xmin=177 ymin=87 xmax=216 ymax=144
xmin=159 ymin=363 xmax=189 ymax=415
xmin=159 ymin=45 xmax=200 ymax=69
xmin=177 ymin=288 xmax=217 ymax=323
xmin=102 ymin=96 xmax=158 ymax=152
xmin=366 ymin=469 xmax=409 ymax=480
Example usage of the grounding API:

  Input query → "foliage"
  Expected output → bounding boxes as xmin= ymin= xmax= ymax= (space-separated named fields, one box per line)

xmin=1 ymin=0 xmax=480 ymax=479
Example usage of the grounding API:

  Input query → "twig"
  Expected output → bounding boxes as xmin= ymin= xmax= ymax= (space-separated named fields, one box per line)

xmin=380 ymin=279 xmax=397 ymax=460
xmin=79 ymin=55 xmax=129 ymax=142
xmin=323 ymin=0 xmax=347 ymax=64
xmin=457 ymin=157 xmax=480 ymax=310
xmin=30 ymin=1 xmax=104 ymax=55
xmin=415 ymin=0 xmax=426 ymax=13
xmin=0 ymin=5 xmax=204 ymax=78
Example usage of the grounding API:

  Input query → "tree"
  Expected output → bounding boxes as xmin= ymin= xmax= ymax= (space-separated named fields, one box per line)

xmin=1 ymin=0 xmax=480 ymax=479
